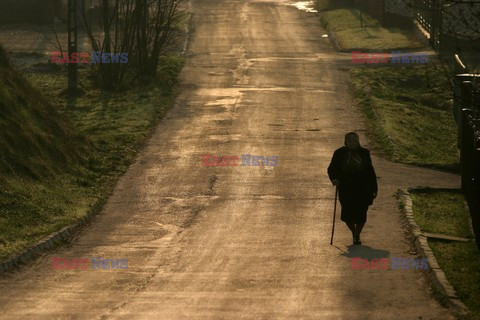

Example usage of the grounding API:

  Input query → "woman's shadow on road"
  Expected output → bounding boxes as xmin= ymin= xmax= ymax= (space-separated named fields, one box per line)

xmin=333 ymin=244 xmax=390 ymax=260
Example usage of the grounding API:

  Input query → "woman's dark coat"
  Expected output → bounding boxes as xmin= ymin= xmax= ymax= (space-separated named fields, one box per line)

xmin=327 ymin=146 xmax=378 ymax=207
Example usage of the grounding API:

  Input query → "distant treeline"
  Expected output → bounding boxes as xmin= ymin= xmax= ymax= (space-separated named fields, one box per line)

xmin=0 ymin=0 xmax=61 ymax=24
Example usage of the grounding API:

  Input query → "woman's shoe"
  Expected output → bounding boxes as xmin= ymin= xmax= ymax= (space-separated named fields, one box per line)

xmin=356 ymin=236 xmax=362 ymax=245
xmin=353 ymin=235 xmax=362 ymax=245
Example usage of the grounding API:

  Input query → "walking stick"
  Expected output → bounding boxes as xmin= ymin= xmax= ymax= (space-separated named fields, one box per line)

xmin=330 ymin=186 xmax=338 ymax=245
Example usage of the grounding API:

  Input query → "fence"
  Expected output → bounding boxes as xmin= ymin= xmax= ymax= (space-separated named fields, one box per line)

xmin=347 ymin=0 xmax=480 ymax=54
xmin=413 ymin=0 xmax=480 ymax=54
xmin=413 ymin=0 xmax=442 ymax=49
xmin=454 ymin=54 xmax=480 ymax=249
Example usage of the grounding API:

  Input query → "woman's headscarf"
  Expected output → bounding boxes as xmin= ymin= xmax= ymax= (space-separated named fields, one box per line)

xmin=344 ymin=131 xmax=361 ymax=149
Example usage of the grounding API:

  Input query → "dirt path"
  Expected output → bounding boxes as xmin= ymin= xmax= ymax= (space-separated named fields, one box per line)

xmin=0 ymin=0 xmax=460 ymax=318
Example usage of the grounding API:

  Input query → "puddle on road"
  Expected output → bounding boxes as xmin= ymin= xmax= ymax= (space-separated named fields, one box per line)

xmin=291 ymin=1 xmax=317 ymax=13
xmin=251 ymin=0 xmax=317 ymax=13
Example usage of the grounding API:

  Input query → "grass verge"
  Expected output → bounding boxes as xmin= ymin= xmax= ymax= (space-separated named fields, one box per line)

xmin=410 ymin=188 xmax=480 ymax=320
xmin=0 ymin=55 xmax=184 ymax=261
xmin=320 ymin=8 xmax=422 ymax=51
xmin=351 ymin=64 xmax=459 ymax=172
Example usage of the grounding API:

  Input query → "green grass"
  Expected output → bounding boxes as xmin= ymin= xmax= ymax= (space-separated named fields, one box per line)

xmin=0 ymin=47 xmax=85 ymax=180
xmin=411 ymin=188 xmax=473 ymax=237
xmin=428 ymin=241 xmax=480 ymax=320
xmin=0 ymin=53 xmax=184 ymax=261
xmin=320 ymin=8 xmax=422 ymax=50
xmin=351 ymin=65 xmax=459 ymax=171
xmin=410 ymin=188 xmax=480 ymax=319
xmin=0 ymin=176 xmax=98 ymax=256
xmin=321 ymin=8 xmax=380 ymax=31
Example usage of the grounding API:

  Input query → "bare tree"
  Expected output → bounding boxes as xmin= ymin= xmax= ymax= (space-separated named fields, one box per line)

xmin=133 ymin=0 xmax=184 ymax=77
xmin=80 ymin=0 xmax=184 ymax=90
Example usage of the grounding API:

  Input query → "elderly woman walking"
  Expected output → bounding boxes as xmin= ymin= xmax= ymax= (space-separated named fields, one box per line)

xmin=327 ymin=132 xmax=378 ymax=245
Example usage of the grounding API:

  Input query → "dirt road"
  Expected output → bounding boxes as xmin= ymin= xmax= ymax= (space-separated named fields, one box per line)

xmin=0 ymin=0 xmax=460 ymax=318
